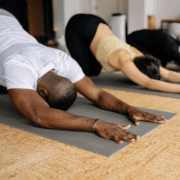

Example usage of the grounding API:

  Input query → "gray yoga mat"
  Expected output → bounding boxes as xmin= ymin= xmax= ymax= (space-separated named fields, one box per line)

xmin=166 ymin=64 xmax=180 ymax=72
xmin=90 ymin=72 xmax=180 ymax=98
xmin=0 ymin=94 xmax=177 ymax=157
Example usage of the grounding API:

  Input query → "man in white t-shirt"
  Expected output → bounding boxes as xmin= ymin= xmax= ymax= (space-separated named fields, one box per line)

xmin=0 ymin=9 xmax=166 ymax=144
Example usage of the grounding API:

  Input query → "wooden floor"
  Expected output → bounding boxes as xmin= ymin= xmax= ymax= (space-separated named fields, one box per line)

xmin=1 ymin=82 xmax=180 ymax=179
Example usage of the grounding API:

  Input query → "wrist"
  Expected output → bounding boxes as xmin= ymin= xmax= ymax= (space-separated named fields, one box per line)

xmin=93 ymin=119 xmax=99 ymax=133
xmin=127 ymin=106 xmax=136 ymax=115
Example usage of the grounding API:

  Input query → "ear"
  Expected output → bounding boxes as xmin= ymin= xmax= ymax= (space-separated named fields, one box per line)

xmin=37 ymin=87 xmax=48 ymax=100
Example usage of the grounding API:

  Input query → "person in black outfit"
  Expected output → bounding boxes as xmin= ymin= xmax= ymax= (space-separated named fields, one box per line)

xmin=127 ymin=29 xmax=180 ymax=67
xmin=65 ymin=14 xmax=109 ymax=76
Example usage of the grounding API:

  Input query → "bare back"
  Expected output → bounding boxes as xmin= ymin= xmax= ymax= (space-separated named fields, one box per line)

xmin=90 ymin=23 xmax=143 ymax=62
xmin=90 ymin=23 xmax=115 ymax=56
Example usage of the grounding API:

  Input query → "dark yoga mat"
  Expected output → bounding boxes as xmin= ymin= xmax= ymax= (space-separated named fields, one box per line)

xmin=0 ymin=94 xmax=177 ymax=157
xmin=90 ymin=72 xmax=180 ymax=98
xmin=166 ymin=64 xmax=180 ymax=72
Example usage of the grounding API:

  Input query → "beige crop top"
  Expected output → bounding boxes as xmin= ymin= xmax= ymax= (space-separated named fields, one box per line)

xmin=96 ymin=36 xmax=137 ymax=72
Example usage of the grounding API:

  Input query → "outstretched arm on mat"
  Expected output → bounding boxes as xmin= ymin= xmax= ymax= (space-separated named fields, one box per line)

xmin=74 ymin=76 xmax=167 ymax=126
xmin=8 ymin=88 xmax=138 ymax=144
xmin=160 ymin=66 xmax=180 ymax=83
xmin=8 ymin=74 xmax=166 ymax=144
xmin=108 ymin=49 xmax=180 ymax=93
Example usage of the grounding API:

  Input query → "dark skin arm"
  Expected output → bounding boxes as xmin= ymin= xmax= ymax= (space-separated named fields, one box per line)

xmin=8 ymin=88 xmax=137 ymax=144
xmin=74 ymin=76 xmax=167 ymax=126
xmin=8 ymin=76 xmax=166 ymax=144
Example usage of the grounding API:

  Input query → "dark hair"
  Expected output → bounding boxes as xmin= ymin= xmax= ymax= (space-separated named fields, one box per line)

xmin=47 ymin=78 xmax=77 ymax=111
xmin=134 ymin=55 xmax=161 ymax=80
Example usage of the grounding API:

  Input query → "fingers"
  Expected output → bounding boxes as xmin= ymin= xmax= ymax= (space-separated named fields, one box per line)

xmin=108 ymin=128 xmax=139 ymax=144
xmin=120 ymin=132 xmax=139 ymax=142
xmin=129 ymin=114 xmax=139 ymax=126
xmin=153 ymin=115 xmax=167 ymax=123
xmin=130 ymin=111 xmax=167 ymax=125
xmin=96 ymin=120 xmax=139 ymax=144
xmin=118 ymin=124 xmax=131 ymax=130
xmin=112 ymin=135 xmax=123 ymax=144
xmin=139 ymin=113 xmax=167 ymax=124
xmin=134 ymin=120 xmax=139 ymax=126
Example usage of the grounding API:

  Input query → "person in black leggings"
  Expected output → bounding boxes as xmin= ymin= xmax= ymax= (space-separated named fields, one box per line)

xmin=65 ymin=14 xmax=109 ymax=76
xmin=127 ymin=29 xmax=180 ymax=67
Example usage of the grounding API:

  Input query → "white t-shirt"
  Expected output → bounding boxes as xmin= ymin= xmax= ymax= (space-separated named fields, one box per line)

xmin=0 ymin=14 xmax=85 ymax=91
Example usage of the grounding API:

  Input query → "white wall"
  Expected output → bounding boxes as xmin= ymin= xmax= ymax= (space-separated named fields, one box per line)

xmin=96 ymin=0 xmax=120 ymax=23
xmin=118 ymin=0 xmax=128 ymax=14
xmin=128 ymin=0 xmax=180 ymax=34
xmin=53 ymin=0 xmax=123 ymax=42
xmin=53 ymin=0 xmax=64 ymax=39
xmin=53 ymin=0 xmax=180 ymax=40
xmin=53 ymin=0 xmax=91 ymax=40
xmin=80 ymin=0 xmax=92 ymax=15
xmin=153 ymin=0 xmax=180 ymax=28
xmin=144 ymin=0 xmax=155 ymax=28
xmin=128 ymin=0 xmax=155 ymax=33
xmin=128 ymin=0 xmax=146 ymax=34
xmin=63 ymin=0 xmax=80 ymax=28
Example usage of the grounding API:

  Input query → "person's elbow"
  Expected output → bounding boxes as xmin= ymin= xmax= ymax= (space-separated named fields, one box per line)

xmin=30 ymin=109 xmax=51 ymax=128
xmin=30 ymin=114 xmax=45 ymax=128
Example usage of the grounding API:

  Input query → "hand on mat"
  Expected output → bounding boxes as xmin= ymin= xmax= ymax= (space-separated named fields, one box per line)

xmin=95 ymin=120 xmax=139 ymax=144
xmin=128 ymin=107 xmax=167 ymax=126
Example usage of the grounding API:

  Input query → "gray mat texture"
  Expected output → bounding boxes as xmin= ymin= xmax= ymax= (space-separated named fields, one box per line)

xmin=90 ymin=71 xmax=180 ymax=98
xmin=0 ymin=94 xmax=177 ymax=157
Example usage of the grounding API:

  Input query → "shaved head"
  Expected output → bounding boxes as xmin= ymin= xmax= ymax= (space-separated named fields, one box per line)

xmin=37 ymin=70 xmax=77 ymax=111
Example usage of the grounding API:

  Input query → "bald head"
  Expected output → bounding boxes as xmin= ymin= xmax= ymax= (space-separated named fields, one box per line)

xmin=37 ymin=70 xmax=77 ymax=111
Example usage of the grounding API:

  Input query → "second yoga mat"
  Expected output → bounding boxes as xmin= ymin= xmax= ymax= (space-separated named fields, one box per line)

xmin=90 ymin=72 xmax=180 ymax=98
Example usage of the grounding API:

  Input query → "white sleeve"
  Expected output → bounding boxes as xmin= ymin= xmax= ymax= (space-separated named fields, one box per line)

xmin=67 ymin=57 xmax=85 ymax=83
xmin=4 ymin=60 xmax=38 ymax=90
xmin=55 ymin=52 xmax=85 ymax=84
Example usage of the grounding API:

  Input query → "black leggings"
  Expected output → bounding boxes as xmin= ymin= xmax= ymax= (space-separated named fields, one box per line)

xmin=127 ymin=29 xmax=180 ymax=67
xmin=65 ymin=14 xmax=108 ymax=76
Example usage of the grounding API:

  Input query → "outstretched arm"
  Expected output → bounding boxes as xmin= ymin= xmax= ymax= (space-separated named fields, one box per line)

xmin=8 ymin=88 xmax=138 ymax=144
xmin=74 ymin=76 xmax=166 ymax=126
xmin=160 ymin=66 xmax=180 ymax=83
xmin=108 ymin=49 xmax=180 ymax=93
